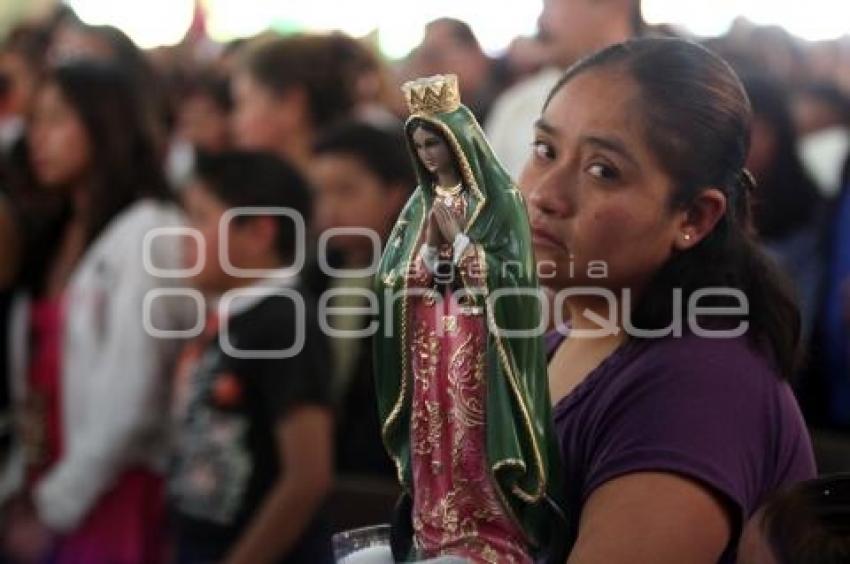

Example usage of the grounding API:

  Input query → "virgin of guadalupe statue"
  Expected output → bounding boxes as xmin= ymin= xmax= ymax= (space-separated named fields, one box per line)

xmin=374 ymin=74 xmax=565 ymax=563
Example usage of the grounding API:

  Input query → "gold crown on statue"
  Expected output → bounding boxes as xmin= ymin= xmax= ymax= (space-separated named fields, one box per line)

xmin=401 ymin=74 xmax=461 ymax=115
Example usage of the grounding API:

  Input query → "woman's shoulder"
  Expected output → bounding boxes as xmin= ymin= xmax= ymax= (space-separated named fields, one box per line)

xmin=581 ymin=331 xmax=791 ymax=422
xmin=564 ymin=331 xmax=813 ymax=517
xmin=626 ymin=331 xmax=781 ymax=387
xmin=81 ymin=198 xmax=183 ymax=273
xmin=110 ymin=198 xmax=183 ymax=234
xmin=94 ymin=198 xmax=182 ymax=249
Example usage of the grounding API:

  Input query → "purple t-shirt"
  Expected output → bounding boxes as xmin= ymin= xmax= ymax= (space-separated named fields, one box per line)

xmin=548 ymin=331 xmax=816 ymax=563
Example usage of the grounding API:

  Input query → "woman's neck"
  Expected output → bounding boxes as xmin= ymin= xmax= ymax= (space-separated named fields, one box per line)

xmin=69 ymin=176 xmax=93 ymax=222
xmin=565 ymin=295 xmax=625 ymax=343
xmin=549 ymin=296 xmax=628 ymax=406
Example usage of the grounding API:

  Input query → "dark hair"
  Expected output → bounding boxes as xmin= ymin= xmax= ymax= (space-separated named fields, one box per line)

xmin=800 ymin=81 xmax=850 ymax=126
xmin=426 ymin=18 xmax=481 ymax=50
xmin=405 ymin=117 xmax=459 ymax=183
xmin=313 ymin=121 xmax=415 ymax=189
xmin=1 ymin=23 xmax=50 ymax=67
xmin=49 ymin=61 xmax=171 ymax=243
xmin=240 ymin=33 xmax=357 ymax=130
xmin=62 ymin=23 xmax=168 ymax=131
xmin=0 ymin=23 xmax=51 ymax=101
xmin=193 ymin=150 xmax=311 ymax=261
xmin=407 ymin=117 xmax=442 ymax=137
xmin=742 ymin=74 xmax=822 ymax=240
xmin=545 ymin=38 xmax=802 ymax=379
xmin=182 ymin=69 xmax=233 ymax=113
xmin=759 ymin=474 xmax=850 ymax=564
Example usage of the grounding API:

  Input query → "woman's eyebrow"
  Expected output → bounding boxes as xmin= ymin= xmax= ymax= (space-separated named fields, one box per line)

xmin=533 ymin=118 xmax=558 ymax=136
xmin=581 ymin=134 xmax=639 ymax=168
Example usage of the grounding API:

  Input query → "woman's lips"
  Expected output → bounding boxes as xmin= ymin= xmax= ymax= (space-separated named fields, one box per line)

xmin=531 ymin=226 xmax=566 ymax=251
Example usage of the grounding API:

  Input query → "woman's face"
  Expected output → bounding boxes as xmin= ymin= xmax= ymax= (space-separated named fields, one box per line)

xmin=231 ymin=71 xmax=295 ymax=152
xmin=28 ymin=83 xmax=92 ymax=189
xmin=411 ymin=126 xmax=454 ymax=179
xmin=519 ymin=68 xmax=684 ymax=294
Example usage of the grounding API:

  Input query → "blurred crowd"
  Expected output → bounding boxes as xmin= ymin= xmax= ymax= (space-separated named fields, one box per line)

xmin=0 ymin=0 xmax=847 ymax=562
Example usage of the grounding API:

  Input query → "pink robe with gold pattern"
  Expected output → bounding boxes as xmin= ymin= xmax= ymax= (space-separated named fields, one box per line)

xmin=405 ymin=189 xmax=530 ymax=563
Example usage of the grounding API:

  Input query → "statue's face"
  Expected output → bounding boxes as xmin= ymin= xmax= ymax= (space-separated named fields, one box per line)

xmin=411 ymin=126 xmax=454 ymax=179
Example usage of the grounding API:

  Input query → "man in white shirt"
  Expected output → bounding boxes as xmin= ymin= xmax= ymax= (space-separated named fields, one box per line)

xmin=486 ymin=0 xmax=645 ymax=178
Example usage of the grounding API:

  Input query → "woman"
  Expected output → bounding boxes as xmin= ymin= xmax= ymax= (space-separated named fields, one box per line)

xmin=231 ymin=33 xmax=358 ymax=173
xmin=519 ymin=39 xmax=816 ymax=563
xmin=2 ymin=60 xmax=185 ymax=563
xmin=375 ymin=75 xmax=563 ymax=563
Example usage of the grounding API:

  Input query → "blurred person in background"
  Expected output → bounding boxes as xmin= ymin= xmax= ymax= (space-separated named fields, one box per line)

xmin=487 ymin=0 xmax=645 ymax=178
xmin=793 ymin=83 xmax=850 ymax=199
xmin=0 ymin=25 xmax=50 ymax=154
xmin=0 ymin=166 xmax=21 ymax=468
xmin=176 ymin=71 xmax=234 ymax=153
xmin=0 ymin=24 xmax=50 ymax=465
xmin=173 ymin=151 xmax=333 ymax=564
xmin=794 ymin=83 xmax=850 ymax=137
xmin=0 ymin=174 xmax=20 ymax=308
xmin=404 ymin=18 xmax=510 ymax=123
xmin=47 ymin=19 xmax=171 ymax=150
xmin=0 ymin=60 xmax=186 ymax=563
xmin=742 ymin=74 xmax=825 ymax=340
xmin=727 ymin=23 xmax=809 ymax=87
xmin=805 ymin=147 xmax=850 ymax=440
xmin=328 ymin=33 xmax=401 ymax=128
xmin=166 ymin=68 xmax=234 ymax=189
xmin=309 ymin=121 xmax=413 ymax=479
xmin=215 ymin=38 xmax=248 ymax=77
xmin=231 ymin=33 xmax=358 ymax=174
xmin=737 ymin=474 xmax=850 ymax=564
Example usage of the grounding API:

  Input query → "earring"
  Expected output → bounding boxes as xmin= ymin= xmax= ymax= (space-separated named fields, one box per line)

xmin=683 ymin=233 xmax=692 ymax=241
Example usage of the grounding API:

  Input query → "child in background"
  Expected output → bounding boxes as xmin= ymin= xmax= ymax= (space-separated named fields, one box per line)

xmin=310 ymin=122 xmax=413 ymax=479
xmin=737 ymin=474 xmax=850 ymax=564
xmin=171 ymin=150 xmax=333 ymax=564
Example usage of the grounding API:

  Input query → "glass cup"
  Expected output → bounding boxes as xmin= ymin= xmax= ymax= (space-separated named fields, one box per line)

xmin=332 ymin=523 xmax=393 ymax=563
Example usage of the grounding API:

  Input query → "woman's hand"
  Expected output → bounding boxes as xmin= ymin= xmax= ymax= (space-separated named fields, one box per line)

xmin=433 ymin=203 xmax=461 ymax=244
xmin=426 ymin=207 xmax=443 ymax=247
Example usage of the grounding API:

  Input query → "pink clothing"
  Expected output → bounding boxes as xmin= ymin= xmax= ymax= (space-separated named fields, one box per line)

xmin=27 ymin=298 xmax=65 ymax=477
xmin=52 ymin=469 xmax=165 ymax=564
xmin=405 ymin=189 xmax=529 ymax=563
xmin=26 ymin=297 xmax=166 ymax=564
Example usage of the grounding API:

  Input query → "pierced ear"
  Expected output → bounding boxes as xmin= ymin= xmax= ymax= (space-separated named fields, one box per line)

xmin=673 ymin=188 xmax=727 ymax=251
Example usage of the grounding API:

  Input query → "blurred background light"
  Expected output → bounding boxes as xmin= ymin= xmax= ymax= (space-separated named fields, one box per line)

xmin=61 ymin=0 xmax=849 ymax=54
xmin=644 ymin=0 xmax=850 ymax=41
xmin=66 ymin=0 xmax=195 ymax=49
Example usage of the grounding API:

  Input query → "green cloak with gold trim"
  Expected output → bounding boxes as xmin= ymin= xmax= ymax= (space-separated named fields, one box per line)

xmin=374 ymin=101 xmax=566 ymax=556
